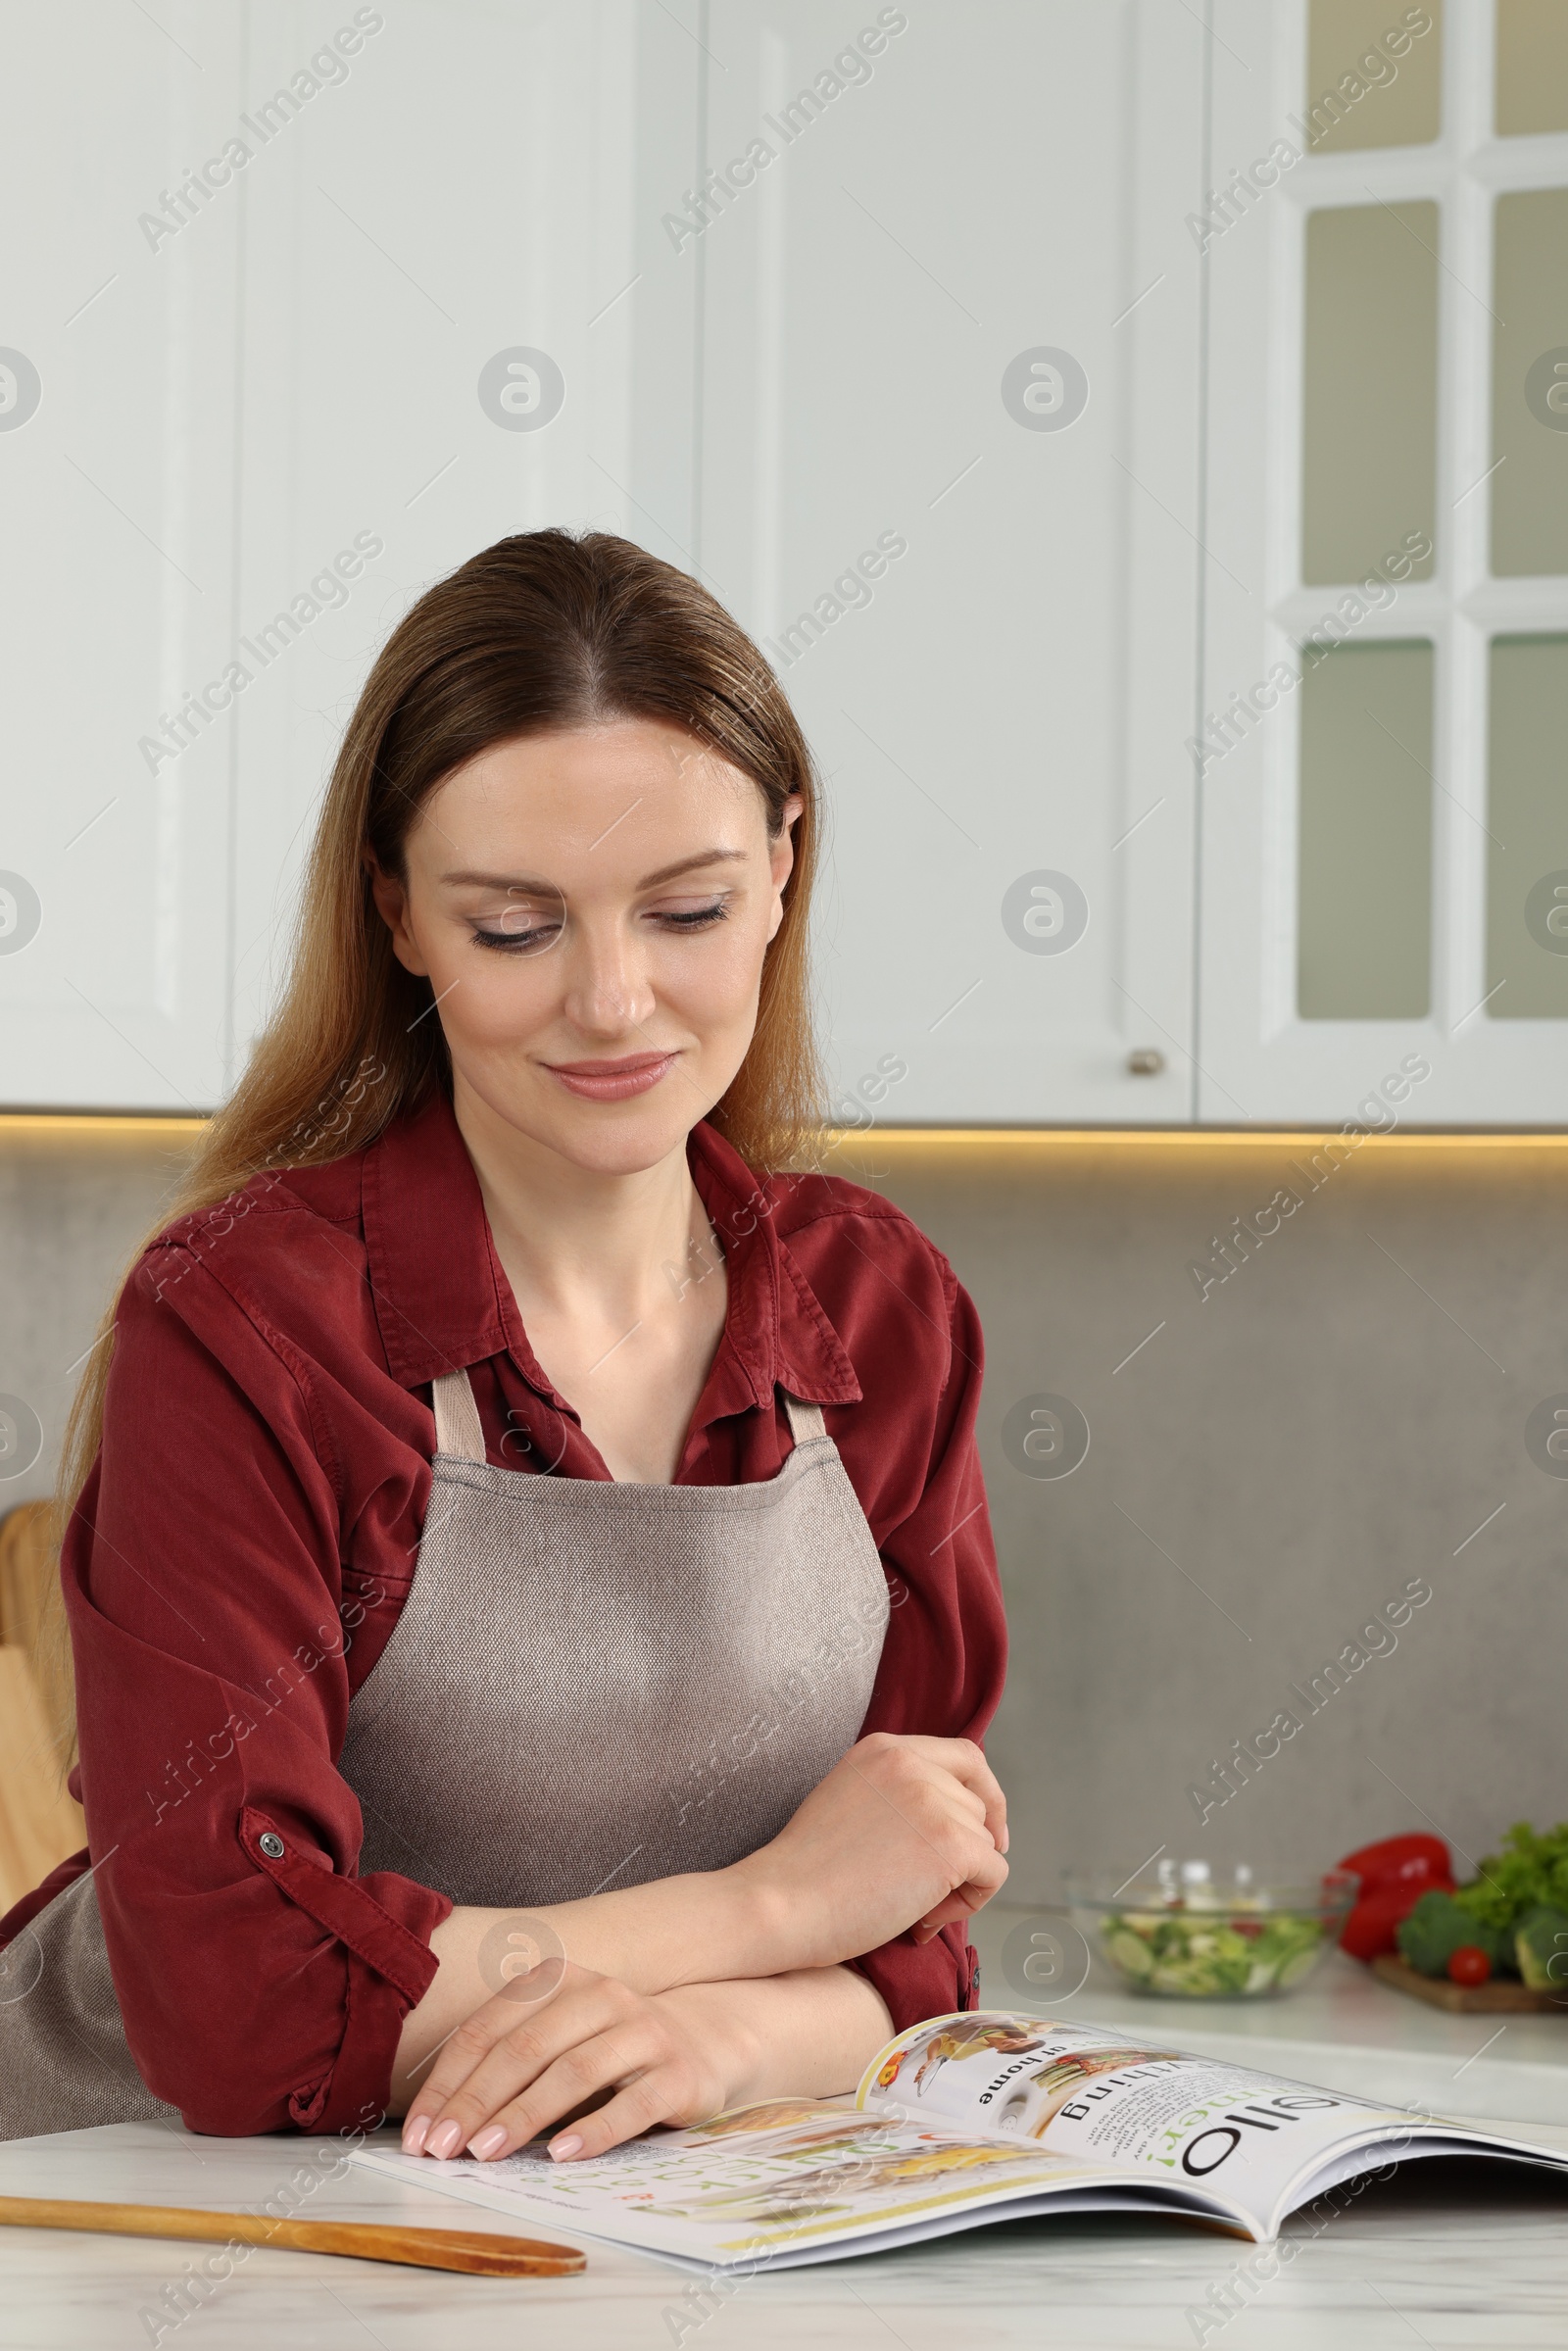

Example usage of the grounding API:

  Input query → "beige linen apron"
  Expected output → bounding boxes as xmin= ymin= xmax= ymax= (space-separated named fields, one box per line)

xmin=0 ymin=1371 xmax=889 ymax=2137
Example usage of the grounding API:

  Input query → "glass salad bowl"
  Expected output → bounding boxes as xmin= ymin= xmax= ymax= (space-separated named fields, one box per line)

xmin=1063 ymin=1861 xmax=1358 ymax=1998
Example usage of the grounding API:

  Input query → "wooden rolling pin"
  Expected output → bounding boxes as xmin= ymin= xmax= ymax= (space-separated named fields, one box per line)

xmin=0 ymin=2194 xmax=585 ymax=2278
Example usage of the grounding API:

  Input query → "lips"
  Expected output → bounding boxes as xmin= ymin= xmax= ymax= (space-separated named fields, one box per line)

xmin=544 ymin=1052 xmax=677 ymax=1102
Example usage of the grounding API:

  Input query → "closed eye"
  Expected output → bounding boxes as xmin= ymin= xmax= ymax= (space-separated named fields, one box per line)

xmin=471 ymin=916 xmax=561 ymax=954
xmin=468 ymin=898 xmax=731 ymax=953
xmin=654 ymin=899 xmax=730 ymax=930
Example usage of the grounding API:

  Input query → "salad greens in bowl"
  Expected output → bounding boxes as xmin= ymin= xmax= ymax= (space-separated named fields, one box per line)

xmin=1065 ymin=1861 xmax=1357 ymax=1998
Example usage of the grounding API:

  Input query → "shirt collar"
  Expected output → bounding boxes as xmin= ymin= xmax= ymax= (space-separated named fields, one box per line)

xmin=687 ymin=1117 xmax=861 ymax=1413
xmin=361 ymin=1093 xmax=860 ymax=1417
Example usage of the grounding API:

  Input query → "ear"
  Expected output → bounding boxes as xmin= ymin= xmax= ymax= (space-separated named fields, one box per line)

xmin=367 ymin=857 xmax=431 ymax=978
xmin=765 ymin=796 xmax=804 ymax=944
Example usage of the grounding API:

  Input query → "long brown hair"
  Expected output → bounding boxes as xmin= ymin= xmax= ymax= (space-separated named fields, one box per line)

xmin=43 ymin=529 xmax=825 ymax=1759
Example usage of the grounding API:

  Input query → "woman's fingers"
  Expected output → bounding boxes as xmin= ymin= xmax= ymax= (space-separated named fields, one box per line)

xmin=910 ymin=1735 xmax=1009 ymax=1854
xmin=950 ymin=1877 xmax=1006 ymax=1917
xmin=872 ymin=1739 xmax=1011 ymax=1946
xmin=951 ymin=1844 xmax=1011 ymax=1909
xmin=444 ymin=1993 xmax=631 ymax=2150
xmin=485 ymin=2036 xmax=685 ymax=2163
xmin=404 ymin=1971 xmax=727 ymax=2165
xmin=909 ymin=1842 xmax=1012 ymax=1940
xmin=856 ymin=1737 xmax=1008 ymax=1899
xmin=402 ymin=1975 xmax=728 ymax=2153
xmin=403 ymin=1966 xmax=615 ymax=2151
xmin=910 ymin=1866 xmax=1011 ymax=1941
xmin=402 ymin=2010 xmax=511 ymax=2145
xmin=460 ymin=2016 xmax=656 ymax=2162
xmin=405 ymin=1998 xmax=525 ymax=2132
xmin=850 ymin=1734 xmax=1007 ymax=1868
xmin=545 ymin=2066 xmax=686 ymax=2163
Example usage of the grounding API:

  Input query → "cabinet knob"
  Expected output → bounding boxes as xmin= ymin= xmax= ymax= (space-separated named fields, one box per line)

xmin=1126 ymin=1049 xmax=1165 ymax=1076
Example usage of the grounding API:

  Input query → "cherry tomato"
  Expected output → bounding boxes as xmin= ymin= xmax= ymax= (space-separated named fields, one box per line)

xmin=1447 ymin=1945 xmax=1492 ymax=1987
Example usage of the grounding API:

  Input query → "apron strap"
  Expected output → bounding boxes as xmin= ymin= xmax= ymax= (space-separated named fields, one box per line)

xmin=431 ymin=1368 xmax=487 ymax=1462
xmin=782 ymin=1391 xmax=827 ymax=1444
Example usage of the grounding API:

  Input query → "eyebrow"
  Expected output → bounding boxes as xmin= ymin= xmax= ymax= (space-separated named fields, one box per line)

xmin=438 ymin=849 xmax=750 ymax=892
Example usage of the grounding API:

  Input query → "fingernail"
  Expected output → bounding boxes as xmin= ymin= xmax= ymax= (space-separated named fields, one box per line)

xmin=468 ymin=2125 xmax=507 ymax=2161
xmin=1001 ymin=1829 xmax=1010 ymax=1853
xmin=426 ymin=2119 xmax=463 ymax=2160
xmin=549 ymin=2133 xmax=583 ymax=2163
xmin=401 ymin=2114 xmax=430 ymax=2156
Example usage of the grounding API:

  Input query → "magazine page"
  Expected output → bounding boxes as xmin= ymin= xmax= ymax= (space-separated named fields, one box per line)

xmin=352 ymin=2095 xmax=1241 ymax=2271
xmin=857 ymin=2011 xmax=1568 ymax=2235
xmin=860 ymin=2013 xmax=1403 ymax=2224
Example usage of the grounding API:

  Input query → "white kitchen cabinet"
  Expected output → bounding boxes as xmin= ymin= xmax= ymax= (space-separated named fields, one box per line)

xmin=4 ymin=0 xmax=1209 ymax=1126
xmin=0 ymin=0 xmax=702 ymax=1109
xmin=0 ymin=1 xmax=246 ymax=1110
xmin=13 ymin=2 xmax=1560 ymax=1128
xmin=230 ymin=0 xmax=1212 ymax=1131
xmin=1197 ymin=0 xmax=1568 ymax=1126
xmin=697 ymin=0 xmax=1208 ymax=1126
xmin=225 ymin=0 xmax=704 ymax=1073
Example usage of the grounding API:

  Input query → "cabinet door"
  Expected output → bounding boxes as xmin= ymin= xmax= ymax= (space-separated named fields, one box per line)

xmin=1198 ymin=0 xmax=1568 ymax=1125
xmin=0 ymin=1 xmax=243 ymax=1110
xmin=228 ymin=0 xmax=702 ymax=1071
xmin=698 ymin=0 xmax=1206 ymax=1125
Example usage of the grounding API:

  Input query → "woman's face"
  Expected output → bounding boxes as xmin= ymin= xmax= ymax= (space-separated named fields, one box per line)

xmin=371 ymin=717 xmax=802 ymax=1176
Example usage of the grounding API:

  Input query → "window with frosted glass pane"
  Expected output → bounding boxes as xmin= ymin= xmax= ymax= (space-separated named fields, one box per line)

xmin=1301 ymin=205 xmax=1438 ymax=585
xmin=1305 ymin=1 xmax=1442 ymax=151
xmin=1495 ymin=0 xmax=1568 ymax=135
xmin=1491 ymin=189 xmax=1568 ymax=579
xmin=1298 ymin=640 xmax=1434 ymax=1019
xmin=1486 ymin=637 xmax=1568 ymax=1017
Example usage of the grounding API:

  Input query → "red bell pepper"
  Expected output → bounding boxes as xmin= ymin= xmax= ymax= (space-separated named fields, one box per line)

xmin=1335 ymin=1833 xmax=1454 ymax=1962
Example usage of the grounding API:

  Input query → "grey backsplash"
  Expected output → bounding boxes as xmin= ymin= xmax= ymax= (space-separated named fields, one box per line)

xmin=5 ymin=1124 xmax=1564 ymax=1902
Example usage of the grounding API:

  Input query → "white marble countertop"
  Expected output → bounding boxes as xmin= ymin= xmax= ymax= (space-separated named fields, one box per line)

xmin=1 ymin=1911 xmax=1563 ymax=2350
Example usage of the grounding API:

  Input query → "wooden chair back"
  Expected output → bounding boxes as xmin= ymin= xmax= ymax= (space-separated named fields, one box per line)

xmin=0 ymin=1501 xmax=84 ymax=1914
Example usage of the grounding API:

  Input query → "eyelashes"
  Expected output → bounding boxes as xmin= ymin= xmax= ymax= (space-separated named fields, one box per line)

xmin=658 ymin=903 xmax=731 ymax=931
xmin=471 ymin=921 xmax=559 ymax=953
xmin=469 ymin=900 xmax=732 ymax=954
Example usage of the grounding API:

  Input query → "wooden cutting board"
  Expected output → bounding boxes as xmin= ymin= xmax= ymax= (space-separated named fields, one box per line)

xmin=1373 ymin=1955 xmax=1568 ymax=2014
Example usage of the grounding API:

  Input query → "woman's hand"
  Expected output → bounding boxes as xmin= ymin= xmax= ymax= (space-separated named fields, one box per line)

xmin=733 ymin=1731 xmax=1009 ymax=1967
xmin=400 ymin=1965 xmax=760 ymax=2165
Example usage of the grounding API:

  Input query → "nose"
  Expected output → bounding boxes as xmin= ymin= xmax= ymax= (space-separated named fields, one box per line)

xmin=557 ymin=907 xmax=657 ymax=1041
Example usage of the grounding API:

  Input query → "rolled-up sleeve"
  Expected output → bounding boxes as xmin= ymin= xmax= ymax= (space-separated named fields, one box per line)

xmin=846 ymin=1267 xmax=1006 ymax=2031
xmin=65 ymin=1242 xmax=450 ymax=2136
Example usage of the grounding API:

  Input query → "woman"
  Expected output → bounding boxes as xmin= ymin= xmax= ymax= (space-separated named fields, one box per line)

xmin=0 ymin=530 xmax=1008 ymax=2164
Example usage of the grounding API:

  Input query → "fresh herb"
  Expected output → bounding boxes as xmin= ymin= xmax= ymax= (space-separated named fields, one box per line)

xmin=1450 ymin=1822 xmax=1568 ymax=1933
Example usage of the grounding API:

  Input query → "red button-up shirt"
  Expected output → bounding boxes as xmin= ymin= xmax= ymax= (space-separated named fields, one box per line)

xmin=4 ymin=1096 xmax=1005 ymax=2136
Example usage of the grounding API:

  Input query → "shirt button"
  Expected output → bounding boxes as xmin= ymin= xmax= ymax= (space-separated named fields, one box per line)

xmin=258 ymin=1832 xmax=285 ymax=1859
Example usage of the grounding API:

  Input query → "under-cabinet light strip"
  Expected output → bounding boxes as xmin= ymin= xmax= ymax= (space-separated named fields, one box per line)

xmin=1 ymin=1114 xmax=1566 ymax=1150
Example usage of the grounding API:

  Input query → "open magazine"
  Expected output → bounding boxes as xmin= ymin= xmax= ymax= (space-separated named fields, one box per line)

xmin=352 ymin=2009 xmax=1568 ymax=2270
